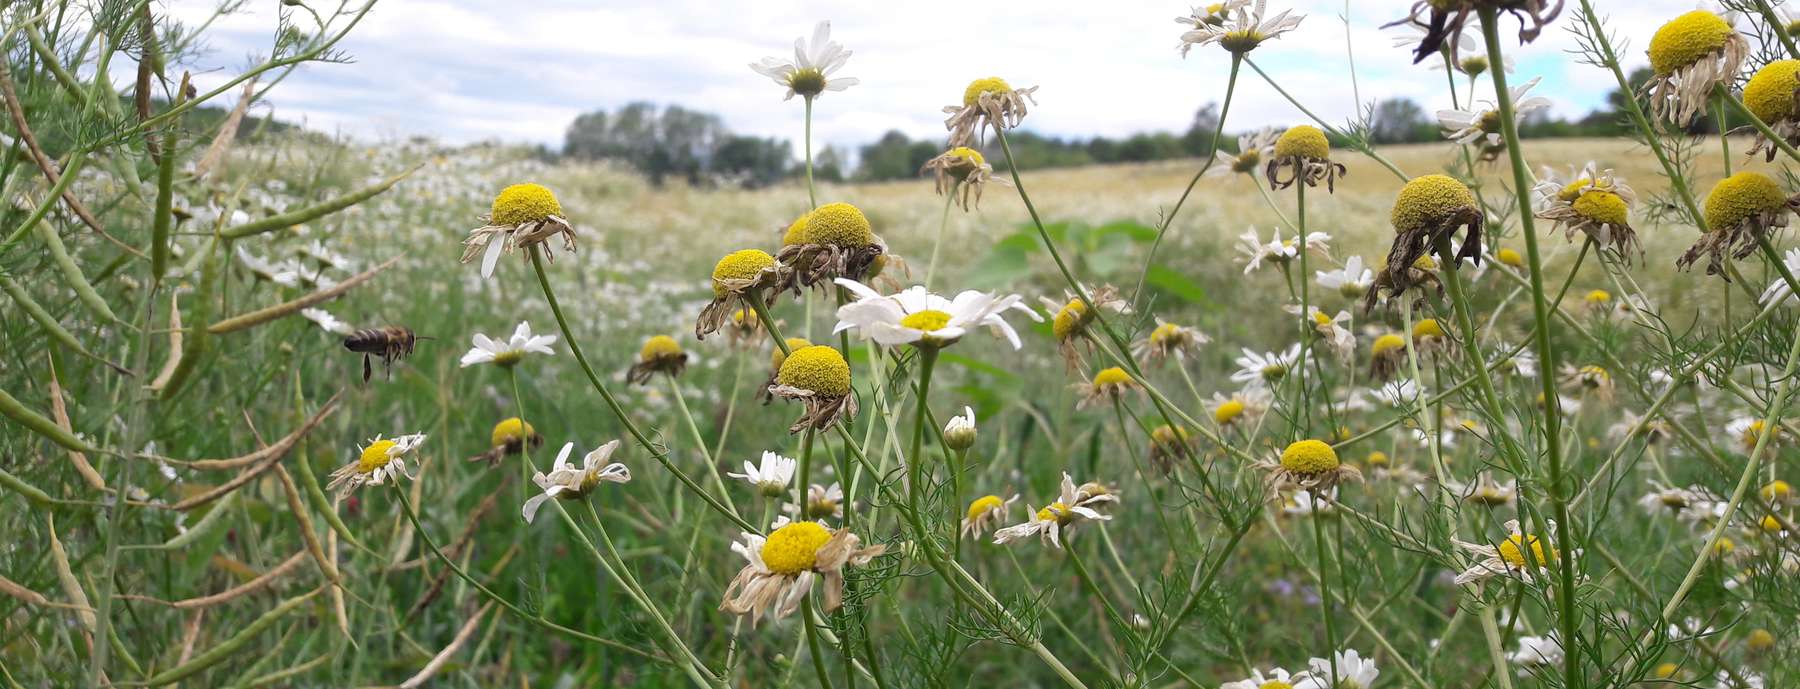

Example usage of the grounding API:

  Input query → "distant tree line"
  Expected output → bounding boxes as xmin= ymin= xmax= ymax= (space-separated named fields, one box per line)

xmin=562 ymin=68 xmax=1748 ymax=186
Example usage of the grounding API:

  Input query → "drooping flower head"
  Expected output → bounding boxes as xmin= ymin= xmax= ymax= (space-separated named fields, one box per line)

xmin=1148 ymin=424 xmax=1197 ymax=473
xmin=1133 ymin=318 xmax=1209 ymax=366
xmin=749 ymin=21 xmax=858 ymax=101
xmin=1645 ymin=10 xmax=1747 ymax=126
xmin=1368 ymin=332 xmax=1408 ymax=381
xmin=460 ymin=183 xmax=577 ymax=278
xmin=921 ymin=146 xmax=1000 ymax=210
xmin=768 ymin=345 xmax=857 ymax=432
xmin=468 ymin=417 xmax=545 ymax=466
xmin=697 ymin=249 xmax=791 ymax=339
xmin=1680 ymin=172 xmax=1799 ymax=278
xmin=1262 ymin=438 xmax=1362 ymax=491
xmin=1040 ymin=285 xmax=1131 ymax=369
xmin=1366 ymin=174 xmax=1483 ymax=312
xmin=522 ymin=440 xmax=630 ymax=523
xmin=1386 ymin=1 xmax=1561 ymax=65
xmin=1265 ymin=125 xmax=1347 ymax=191
xmin=721 ymin=520 xmax=885 ymax=624
xmin=1744 ymin=59 xmax=1800 ymax=161
xmin=1454 ymin=519 xmax=1563 ymax=585
xmin=1075 ymin=366 xmax=1142 ymax=409
xmin=626 ymin=334 xmax=689 ymax=385
xmin=960 ymin=493 xmax=1019 ymax=537
xmin=944 ymin=76 xmax=1040 ymax=147
xmin=1533 ymin=161 xmax=1640 ymax=261
xmin=778 ymin=202 xmax=891 ymax=290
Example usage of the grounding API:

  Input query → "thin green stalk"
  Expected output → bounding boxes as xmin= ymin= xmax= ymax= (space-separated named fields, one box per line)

xmin=1477 ymin=11 xmax=1581 ymax=688
xmin=804 ymin=96 xmax=817 ymax=209
xmin=1244 ymin=58 xmax=1407 ymax=181
xmin=668 ymin=374 xmax=742 ymax=520
xmin=1717 ymin=83 xmax=1800 ymax=164
xmin=1311 ymin=512 xmax=1340 ymax=688
xmin=1752 ymin=0 xmax=1800 ymax=59
xmin=925 ymin=185 xmax=956 ymax=290
xmin=1294 ymin=177 xmax=1313 ymax=432
xmin=1130 ymin=53 xmax=1242 ymax=304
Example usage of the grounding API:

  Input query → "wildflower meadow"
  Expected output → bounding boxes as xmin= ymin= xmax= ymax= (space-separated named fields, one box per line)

xmin=8 ymin=1 xmax=1800 ymax=687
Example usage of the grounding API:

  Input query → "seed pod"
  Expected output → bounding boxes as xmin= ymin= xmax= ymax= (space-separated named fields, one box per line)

xmin=135 ymin=490 xmax=237 ymax=552
xmin=0 ymin=276 xmax=128 ymax=375
xmin=159 ymin=237 xmax=222 ymax=400
xmin=221 ymin=166 xmax=418 ymax=240
xmin=0 ymin=467 xmax=53 ymax=507
xmin=150 ymin=117 xmax=179 ymax=280
xmin=0 ymin=385 xmax=102 ymax=455
xmin=289 ymin=375 xmax=367 ymax=553
xmin=139 ymin=588 xmax=319 ymax=686
xmin=35 ymin=219 xmax=118 ymax=325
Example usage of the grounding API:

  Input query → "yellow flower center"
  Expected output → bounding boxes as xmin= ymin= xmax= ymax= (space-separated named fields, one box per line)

xmin=640 ymin=335 xmax=682 ymax=361
xmin=967 ymin=494 xmax=1005 ymax=520
xmin=1648 ymin=10 xmax=1735 ymax=76
xmin=1258 ymin=682 xmax=1294 ymax=689
xmin=1371 ymin=333 xmax=1406 ymax=357
xmin=900 ymin=309 xmax=954 ymax=332
xmin=1219 ymin=28 xmax=1268 ymax=53
xmin=1215 ymin=399 xmax=1246 ymax=425
xmin=1496 ymin=247 xmax=1524 ymax=267
xmin=1579 ymin=365 xmax=1610 ymax=385
xmin=1654 ymin=663 xmax=1680 ymax=679
xmin=1366 ymin=451 xmax=1389 ymax=466
xmin=1391 ymin=174 xmax=1477 ymax=234
xmin=1092 ymin=366 xmax=1134 ymax=387
xmin=1311 ymin=311 xmax=1333 ymax=327
xmin=1412 ymin=255 xmax=1438 ymax=271
xmin=761 ymin=521 xmax=832 ymax=575
xmin=1573 ymin=190 xmax=1630 ymax=226
xmin=712 ymin=249 xmax=777 ymax=296
xmin=1585 ymin=289 xmax=1612 ymax=305
xmin=787 ymin=67 xmax=827 ymax=97
xmin=1747 ymin=628 xmax=1776 ymax=652
xmin=1762 ymin=479 xmax=1792 ymax=502
xmin=491 ymin=417 xmax=535 ymax=448
xmin=963 ymin=77 xmax=1013 ymax=107
xmin=1052 ymin=299 xmax=1091 ymax=340
xmin=1273 ymin=125 xmax=1330 ymax=160
xmin=1279 ymin=439 xmax=1339 ymax=474
xmin=777 ymin=345 xmax=852 ymax=397
xmin=942 ymin=147 xmax=987 ymax=180
xmin=782 ymin=211 xmax=812 ymax=247
xmin=804 ymin=202 xmax=875 ymax=248
xmin=1714 ymin=537 xmax=1736 ymax=555
xmin=1152 ymin=425 xmax=1190 ymax=447
xmin=491 ymin=350 xmax=524 ymax=367
xmin=1150 ymin=322 xmax=1184 ymax=345
xmin=770 ymin=337 xmax=812 ymax=371
xmin=1412 ymin=318 xmax=1445 ymax=340
xmin=1232 ymin=148 xmax=1262 ymax=173
xmin=1498 ymin=533 xmax=1553 ymax=568
xmin=1761 ymin=515 xmax=1785 ymax=533
xmin=358 ymin=440 xmax=397 ymax=474
xmin=1705 ymin=171 xmax=1789 ymax=233
xmin=1459 ymin=55 xmax=1489 ymax=75
xmin=490 ymin=183 xmax=564 ymax=226
xmin=1035 ymin=502 xmax=1071 ymax=523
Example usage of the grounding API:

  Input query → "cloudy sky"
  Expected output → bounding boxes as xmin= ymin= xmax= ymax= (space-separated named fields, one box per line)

xmin=166 ymin=0 xmax=1704 ymax=155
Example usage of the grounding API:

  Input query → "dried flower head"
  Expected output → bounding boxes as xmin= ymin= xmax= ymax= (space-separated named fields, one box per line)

xmin=697 ymin=249 xmax=791 ymax=340
xmin=961 ymin=493 xmax=1019 ymax=537
xmin=1133 ymin=318 xmax=1209 ymax=366
xmin=329 ymin=433 xmax=426 ymax=498
xmin=1366 ymin=174 xmax=1483 ymax=312
xmin=768 ymin=345 xmax=858 ymax=432
xmin=1261 ymin=438 xmax=1362 ymax=491
xmin=1644 ymin=9 xmax=1747 ymax=126
xmin=460 ymin=183 xmax=577 ymax=278
xmin=1680 ymin=172 xmax=1799 ymax=278
xmin=944 ymin=76 xmax=1040 ymax=147
xmin=1265 ymin=125 xmax=1346 ymax=191
xmin=778 ymin=202 xmax=890 ymax=290
xmin=1075 ymin=366 xmax=1142 ymax=409
xmin=468 ymin=417 xmax=545 ymax=466
xmin=921 ymin=146 xmax=1001 ymax=210
xmin=1386 ymin=1 xmax=1561 ymax=65
xmin=1533 ymin=161 xmax=1640 ymax=261
xmin=721 ymin=520 xmax=885 ymax=624
xmin=1368 ymin=332 xmax=1408 ymax=381
xmin=1744 ymin=59 xmax=1800 ymax=161
xmin=626 ymin=335 xmax=689 ymax=385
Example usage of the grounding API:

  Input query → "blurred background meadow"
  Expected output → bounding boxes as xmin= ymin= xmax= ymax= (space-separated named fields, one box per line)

xmin=5 ymin=1 xmax=1800 ymax=688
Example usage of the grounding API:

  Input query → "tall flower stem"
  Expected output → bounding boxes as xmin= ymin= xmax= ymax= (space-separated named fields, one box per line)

xmin=804 ymin=96 xmax=818 ymax=210
xmin=1130 ymin=53 xmax=1242 ymax=304
xmin=1294 ymin=177 xmax=1314 ymax=432
xmin=1064 ymin=542 xmax=1127 ymax=632
xmin=796 ymin=427 xmax=817 ymax=519
xmin=1717 ymin=83 xmax=1800 ymax=165
xmin=925 ymin=185 xmax=956 ymax=290
xmin=1478 ymin=9 xmax=1581 ymax=688
xmin=1753 ymin=0 xmax=1800 ymax=59
xmin=909 ymin=348 xmax=940 ymax=504
xmin=1310 ymin=508 xmax=1340 ymax=688
xmin=528 ymin=246 xmax=754 ymax=533
xmin=1244 ymin=58 xmax=1408 ymax=182
xmin=668 ymin=375 xmax=742 ymax=520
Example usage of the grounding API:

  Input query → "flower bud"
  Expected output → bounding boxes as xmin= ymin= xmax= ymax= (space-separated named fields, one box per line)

xmin=943 ymin=406 xmax=977 ymax=451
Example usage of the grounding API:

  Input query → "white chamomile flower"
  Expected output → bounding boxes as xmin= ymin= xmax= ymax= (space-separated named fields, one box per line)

xmin=1509 ymin=634 xmax=1564 ymax=677
xmin=749 ymin=21 xmax=858 ymax=101
xmin=300 ymin=307 xmax=353 ymax=335
xmin=831 ymin=278 xmax=1040 ymax=349
xmin=993 ymin=473 xmax=1117 ymax=548
xmin=1296 ymin=649 xmax=1378 ymax=689
xmin=1222 ymin=666 xmax=1305 ymax=689
xmin=1176 ymin=0 xmax=1304 ymax=56
xmin=1436 ymin=76 xmax=1551 ymax=154
xmin=1232 ymin=343 xmax=1303 ymax=387
xmin=1237 ymin=226 xmax=1331 ymax=274
xmin=460 ymin=321 xmax=558 ymax=368
xmin=720 ymin=520 xmax=885 ymax=624
xmin=1453 ymin=519 xmax=1562 ymax=586
xmin=522 ymin=440 xmax=631 ymax=523
xmin=327 ymin=433 xmax=425 ymax=498
xmin=960 ymin=493 xmax=1019 ymax=537
xmin=1315 ymin=255 xmax=1373 ymax=298
xmin=729 ymin=451 xmax=797 ymax=498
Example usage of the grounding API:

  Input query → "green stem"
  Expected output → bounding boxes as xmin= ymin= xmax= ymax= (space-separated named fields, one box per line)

xmin=804 ymin=96 xmax=817 ymax=210
xmin=1717 ymin=83 xmax=1800 ymax=164
xmin=925 ymin=185 xmax=956 ymax=290
xmin=1752 ymin=0 xmax=1800 ymax=59
xmin=1295 ymin=177 xmax=1313 ymax=432
xmin=1244 ymin=58 xmax=1407 ymax=181
xmin=1130 ymin=53 xmax=1242 ymax=305
xmin=802 ymin=595 xmax=836 ymax=689
xmin=668 ymin=375 xmax=742 ymax=520
xmin=1311 ymin=510 xmax=1340 ymax=688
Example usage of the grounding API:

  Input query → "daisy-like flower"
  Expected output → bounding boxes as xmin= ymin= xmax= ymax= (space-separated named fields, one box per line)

xmin=468 ymin=416 xmax=546 ymax=466
xmin=1366 ymin=175 xmax=1483 ymax=312
xmin=1726 ymin=417 xmax=1783 ymax=455
xmin=1295 ymin=648 xmax=1379 ymax=689
xmin=1148 ymin=424 xmax=1196 ymax=473
xmin=1261 ymin=439 xmax=1362 ymax=491
xmin=1534 ymin=161 xmax=1641 ymax=261
xmin=1376 ymin=378 xmax=1421 ymax=408
xmin=1446 ymin=471 xmax=1519 ymax=508
xmin=1509 ymin=634 xmax=1564 ymax=677
xmin=697 ymin=248 xmax=791 ymax=340
xmin=459 ymin=321 xmax=557 ymax=368
xmin=1638 ymin=481 xmax=1714 ymax=516
xmin=1368 ymin=332 xmax=1408 ymax=381
xmin=1232 ymin=343 xmax=1304 ymax=388
xmin=944 ymin=77 xmax=1039 ymax=147
xmin=831 ymin=278 xmax=1039 ymax=350
xmin=1453 ymin=518 xmax=1561 ymax=585
xmin=944 ymin=406 xmax=978 ymax=451
xmin=1746 ymin=59 xmax=1800 ymax=161
xmin=1283 ymin=487 xmax=1337 ymax=516
xmin=1211 ymin=387 xmax=1272 ymax=429
xmin=768 ymin=344 xmax=857 ymax=432
xmin=960 ymin=493 xmax=1019 ymax=537
xmin=328 ymin=433 xmax=425 ymax=498
xmin=235 ymin=246 xmax=301 ymax=288
xmin=1291 ymin=306 xmax=1355 ymax=363
xmin=1237 ymin=226 xmax=1332 ymax=274
xmin=460 ymin=183 xmax=576 ymax=279
xmin=779 ymin=202 xmax=890 ymax=291
xmin=1758 ymin=248 xmax=1800 ymax=305
xmin=1645 ymin=9 xmax=1747 ymax=126
xmin=1316 ymin=255 xmax=1374 ymax=299
xmin=1209 ymin=126 xmax=1281 ymax=178
xmin=1041 ymin=285 xmax=1131 ymax=368
xmin=1265 ymin=125 xmax=1347 ymax=191
xmin=1436 ymin=76 xmax=1552 ymax=162
xmin=1386 ymin=1 xmax=1560 ymax=64
xmin=725 ymin=307 xmax=765 ymax=349
xmin=993 ymin=473 xmax=1118 ymax=548
xmin=749 ymin=21 xmax=858 ymax=101
xmin=1174 ymin=1 xmax=1251 ymax=34
xmin=920 ymin=146 xmax=1000 ymax=210
xmin=1681 ymin=172 xmax=1800 ymax=278
xmin=522 ymin=440 xmax=630 ymax=523
xmin=720 ymin=520 xmax=885 ymax=624
xmin=1763 ymin=479 xmax=1794 ymax=507
xmin=300 ymin=307 xmax=353 ymax=335
xmin=1177 ymin=0 xmax=1304 ymax=56
xmin=626 ymin=335 xmax=689 ymax=385
xmin=1560 ymin=363 xmax=1615 ymax=400
xmin=1133 ymin=319 xmax=1208 ymax=367
xmin=784 ymin=482 xmax=846 ymax=520
xmin=729 ymin=451 xmax=798 ymax=499
xmin=1075 ymin=367 xmax=1141 ymax=409
xmin=1222 ymin=666 xmax=1307 ymax=689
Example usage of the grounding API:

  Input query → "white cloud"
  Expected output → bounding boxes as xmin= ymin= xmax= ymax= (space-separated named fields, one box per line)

xmin=160 ymin=0 xmax=1713 ymax=153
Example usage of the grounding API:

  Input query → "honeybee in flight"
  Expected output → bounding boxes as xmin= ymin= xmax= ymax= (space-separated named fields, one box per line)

xmin=343 ymin=326 xmax=429 ymax=382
